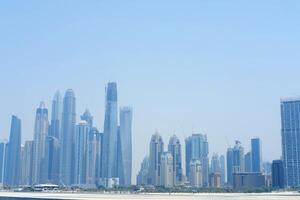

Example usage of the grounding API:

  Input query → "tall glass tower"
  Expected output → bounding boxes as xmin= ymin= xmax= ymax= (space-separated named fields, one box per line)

xmin=60 ymin=89 xmax=76 ymax=185
xmin=4 ymin=115 xmax=22 ymax=186
xmin=185 ymin=134 xmax=209 ymax=187
xmin=117 ymin=107 xmax=133 ymax=186
xmin=32 ymin=102 xmax=49 ymax=184
xmin=227 ymin=140 xmax=244 ymax=185
xmin=148 ymin=132 xmax=164 ymax=186
xmin=251 ymin=138 xmax=262 ymax=172
xmin=102 ymin=82 xmax=118 ymax=179
xmin=168 ymin=135 xmax=182 ymax=185
xmin=281 ymin=98 xmax=300 ymax=187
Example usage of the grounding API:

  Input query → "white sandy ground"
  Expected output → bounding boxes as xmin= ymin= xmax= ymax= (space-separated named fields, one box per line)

xmin=1 ymin=192 xmax=300 ymax=200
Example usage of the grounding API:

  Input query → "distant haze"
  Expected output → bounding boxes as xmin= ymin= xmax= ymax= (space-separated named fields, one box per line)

xmin=1 ymin=1 xmax=300 ymax=183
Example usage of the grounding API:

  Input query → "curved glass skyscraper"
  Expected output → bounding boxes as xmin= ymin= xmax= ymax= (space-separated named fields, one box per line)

xmin=102 ymin=82 xmax=118 ymax=179
xmin=60 ymin=89 xmax=76 ymax=185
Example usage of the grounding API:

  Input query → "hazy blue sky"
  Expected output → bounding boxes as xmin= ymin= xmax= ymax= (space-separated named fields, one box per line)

xmin=1 ymin=1 xmax=300 ymax=180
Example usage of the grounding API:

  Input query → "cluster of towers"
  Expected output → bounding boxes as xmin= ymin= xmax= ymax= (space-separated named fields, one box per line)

xmin=137 ymin=133 xmax=211 ymax=188
xmin=137 ymin=133 xmax=265 ymax=189
xmin=0 ymin=82 xmax=133 ymax=188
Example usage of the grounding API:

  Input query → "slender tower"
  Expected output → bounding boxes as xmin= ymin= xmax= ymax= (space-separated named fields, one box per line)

xmin=101 ymin=82 xmax=118 ymax=180
xmin=117 ymin=107 xmax=133 ymax=186
xmin=32 ymin=102 xmax=49 ymax=184
xmin=4 ymin=115 xmax=22 ymax=186
xmin=46 ymin=91 xmax=62 ymax=184
xmin=60 ymin=89 xmax=76 ymax=185
xmin=168 ymin=135 xmax=182 ymax=186
xmin=148 ymin=132 xmax=164 ymax=186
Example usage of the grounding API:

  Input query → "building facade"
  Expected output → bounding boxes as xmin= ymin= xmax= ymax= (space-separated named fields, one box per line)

xmin=168 ymin=135 xmax=182 ymax=186
xmin=102 ymin=82 xmax=119 ymax=180
xmin=251 ymin=138 xmax=262 ymax=173
xmin=245 ymin=152 xmax=252 ymax=172
xmin=189 ymin=159 xmax=202 ymax=188
xmin=272 ymin=160 xmax=285 ymax=188
xmin=117 ymin=107 xmax=133 ymax=186
xmin=60 ymin=89 xmax=76 ymax=185
xmin=32 ymin=102 xmax=49 ymax=184
xmin=160 ymin=152 xmax=174 ymax=188
xmin=281 ymin=98 xmax=300 ymax=187
xmin=148 ymin=133 xmax=164 ymax=186
xmin=4 ymin=115 xmax=22 ymax=186
xmin=227 ymin=141 xmax=245 ymax=186
xmin=185 ymin=134 xmax=209 ymax=187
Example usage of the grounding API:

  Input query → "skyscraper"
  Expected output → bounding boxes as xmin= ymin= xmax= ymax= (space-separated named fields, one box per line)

xmin=168 ymin=135 xmax=182 ymax=186
xmin=160 ymin=152 xmax=174 ymax=188
xmin=219 ymin=155 xmax=226 ymax=186
xmin=137 ymin=156 xmax=150 ymax=186
xmin=245 ymin=152 xmax=252 ymax=172
xmin=281 ymin=98 xmax=300 ymax=187
xmin=74 ymin=121 xmax=89 ymax=185
xmin=210 ymin=153 xmax=221 ymax=173
xmin=46 ymin=91 xmax=62 ymax=184
xmin=226 ymin=148 xmax=234 ymax=185
xmin=227 ymin=141 xmax=244 ymax=185
xmin=86 ymin=127 xmax=98 ymax=186
xmin=117 ymin=107 xmax=133 ymax=186
xmin=185 ymin=134 xmax=209 ymax=187
xmin=50 ymin=91 xmax=62 ymax=139
xmin=251 ymin=138 xmax=262 ymax=173
xmin=81 ymin=109 xmax=93 ymax=128
xmin=148 ymin=132 xmax=164 ymax=186
xmin=94 ymin=128 xmax=103 ymax=186
xmin=102 ymin=82 xmax=118 ymax=180
xmin=0 ymin=142 xmax=6 ymax=185
xmin=60 ymin=89 xmax=76 ymax=185
xmin=272 ymin=160 xmax=285 ymax=188
xmin=21 ymin=140 xmax=34 ymax=186
xmin=32 ymin=102 xmax=49 ymax=184
xmin=189 ymin=159 xmax=202 ymax=188
xmin=4 ymin=115 xmax=22 ymax=186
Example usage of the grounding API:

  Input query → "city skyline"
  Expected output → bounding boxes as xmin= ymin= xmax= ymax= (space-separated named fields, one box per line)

xmin=0 ymin=83 xmax=294 ymax=185
xmin=1 ymin=1 xmax=300 ymax=186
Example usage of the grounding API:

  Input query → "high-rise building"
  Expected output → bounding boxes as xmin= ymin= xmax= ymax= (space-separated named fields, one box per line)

xmin=280 ymin=98 xmax=300 ymax=187
xmin=219 ymin=155 xmax=226 ymax=186
xmin=168 ymin=135 xmax=182 ymax=186
xmin=137 ymin=156 xmax=150 ymax=186
xmin=211 ymin=153 xmax=221 ymax=173
xmin=60 ymin=89 xmax=76 ymax=185
xmin=74 ymin=121 xmax=89 ymax=185
xmin=233 ymin=172 xmax=265 ymax=189
xmin=0 ymin=142 xmax=7 ymax=185
xmin=245 ymin=152 xmax=252 ymax=172
xmin=117 ymin=107 xmax=133 ymax=186
xmin=21 ymin=140 xmax=34 ymax=186
xmin=272 ymin=160 xmax=285 ymax=188
xmin=81 ymin=109 xmax=93 ymax=128
xmin=148 ymin=133 xmax=164 ymax=186
xmin=102 ymin=82 xmax=118 ymax=180
xmin=227 ymin=141 xmax=244 ymax=185
xmin=50 ymin=91 xmax=62 ymax=140
xmin=185 ymin=134 xmax=209 ymax=187
xmin=226 ymin=148 xmax=234 ymax=185
xmin=86 ymin=127 xmax=98 ymax=187
xmin=160 ymin=152 xmax=174 ymax=188
xmin=94 ymin=128 xmax=103 ymax=186
xmin=46 ymin=91 xmax=62 ymax=184
xmin=209 ymin=173 xmax=221 ymax=188
xmin=4 ymin=115 xmax=22 ymax=186
xmin=251 ymin=138 xmax=262 ymax=173
xmin=189 ymin=159 xmax=202 ymax=188
xmin=32 ymin=102 xmax=49 ymax=184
